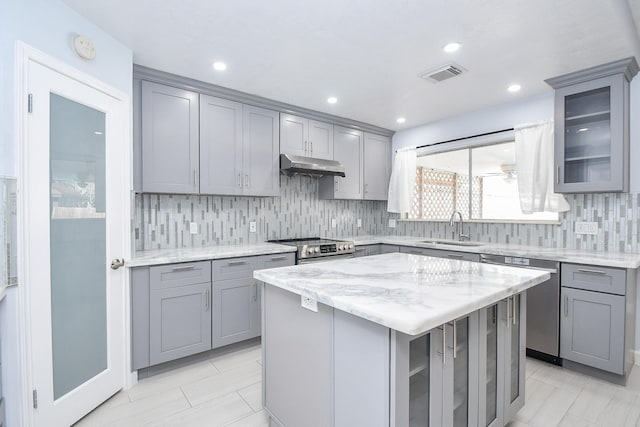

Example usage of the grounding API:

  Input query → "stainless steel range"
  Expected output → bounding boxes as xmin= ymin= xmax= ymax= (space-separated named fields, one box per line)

xmin=269 ymin=237 xmax=355 ymax=264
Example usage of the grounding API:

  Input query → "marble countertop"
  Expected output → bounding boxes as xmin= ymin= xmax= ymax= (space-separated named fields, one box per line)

xmin=344 ymin=235 xmax=640 ymax=269
xmin=128 ymin=243 xmax=296 ymax=267
xmin=254 ymin=252 xmax=549 ymax=336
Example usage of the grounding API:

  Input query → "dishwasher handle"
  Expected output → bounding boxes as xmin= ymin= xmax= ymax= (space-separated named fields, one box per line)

xmin=480 ymin=256 xmax=557 ymax=274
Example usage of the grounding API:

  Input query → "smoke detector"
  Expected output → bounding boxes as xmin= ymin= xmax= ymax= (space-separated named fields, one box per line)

xmin=419 ymin=63 xmax=466 ymax=83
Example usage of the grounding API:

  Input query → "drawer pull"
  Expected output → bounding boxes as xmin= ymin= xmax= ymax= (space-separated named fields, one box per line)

xmin=577 ymin=268 xmax=607 ymax=275
xmin=564 ymin=295 xmax=568 ymax=317
xmin=227 ymin=261 xmax=247 ymax=266
xmin=205 ymin=288 xmax=210 ymax=311
xmin=172 ymin=265 xmax=195 ymax=271
xmin=270 ymin=256 xmax=288 ymax=261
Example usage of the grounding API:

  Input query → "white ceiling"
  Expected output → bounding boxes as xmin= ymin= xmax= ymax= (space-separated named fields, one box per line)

xmin=63 ymin=0 xmax=640 ymax=131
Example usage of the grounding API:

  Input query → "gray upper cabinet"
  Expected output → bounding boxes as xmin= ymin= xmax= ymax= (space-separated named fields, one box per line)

xmin=319 ymin=126 xmax=364 ymax=200
xmin=280 ymin=113 xmax=334 ymax=160
xmin=363 ymin=132 xmax=391 ymax=200
xmin=200 ymin=97 xmax=280 ymax=196
xmin=199 ymin=95 xmax=243 ymax=195
xmin=243 ymin=105 xmax=280 ymax=197
xmin=546 ymin=58 xmax=639 ymax=193
xmin=141 ymin=81 xmax=199 ymax=194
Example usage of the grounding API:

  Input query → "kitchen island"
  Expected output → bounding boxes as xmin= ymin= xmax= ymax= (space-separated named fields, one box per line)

xmin=254 ymin=252 xmax=549 ymax=427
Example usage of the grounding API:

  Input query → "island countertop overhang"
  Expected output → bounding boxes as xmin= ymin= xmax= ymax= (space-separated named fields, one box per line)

xmin=254 ymin=252 xmax=549 ymax=336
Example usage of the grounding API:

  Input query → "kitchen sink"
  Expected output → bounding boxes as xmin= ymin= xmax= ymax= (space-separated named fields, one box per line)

xmin=420 ymin=239 xmax=486 ymax=247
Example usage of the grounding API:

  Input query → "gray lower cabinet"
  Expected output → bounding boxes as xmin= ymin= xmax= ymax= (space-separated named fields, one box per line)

xmin=560 ymin=263 xmax=636 ymax=376
xmin=148 ymin=261 xmax=212 ymax=365
xmin=355 ymin=244 xmax=382 ymax=257
xmin=380 ymin=244 xmax=400 ymax=254
xmin=131 ymin=252 xmax=294 ymax=370
xmin=363 ymin=132 xmax=391 ymax=200
xmin=141 ymin=81 xmax=199 ymax=194
xmin=212 ymin=277 xmax=260 ymax=348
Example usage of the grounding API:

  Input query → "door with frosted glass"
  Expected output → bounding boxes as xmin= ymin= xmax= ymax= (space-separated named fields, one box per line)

xmin=26 ymin=60 xmax=127 ymax=427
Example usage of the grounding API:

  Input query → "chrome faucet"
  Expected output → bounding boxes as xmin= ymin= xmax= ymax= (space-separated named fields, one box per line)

xmin=449 ymin=210 xmax=470 ymax=241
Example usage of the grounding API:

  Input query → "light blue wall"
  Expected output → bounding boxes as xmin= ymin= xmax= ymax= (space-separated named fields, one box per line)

xmin=0 ymin=0 xmax=132 ymax=425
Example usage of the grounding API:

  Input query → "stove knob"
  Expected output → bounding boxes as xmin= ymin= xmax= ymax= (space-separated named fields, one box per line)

xmin=349 ymin=244 xmax=354 ymax=250
xmin=338 ymin=245 xmax=343 ymax=251
xmin=312 ymin=247 xmax=319 ymax=254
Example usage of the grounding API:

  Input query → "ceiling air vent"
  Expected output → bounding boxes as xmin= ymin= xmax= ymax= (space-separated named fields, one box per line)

xmin=419 ymin=63 xmax=467 ymax=83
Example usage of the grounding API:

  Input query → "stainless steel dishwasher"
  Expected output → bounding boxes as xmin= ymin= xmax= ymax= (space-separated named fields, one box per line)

xmin=481 ymin=254 xmax=561 ymax=365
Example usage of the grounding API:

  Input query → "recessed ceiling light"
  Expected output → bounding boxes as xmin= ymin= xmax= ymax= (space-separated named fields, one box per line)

xmin=396 ymin=117 xmax=406 ymax=124
xmin=507 ymin=84 xmax=521 ymax=93
xmin=213 ymin=61 xmax=227 ymax=71
xmin=327 ymin=97 xmax=338 ymax=104
xmin=443 ymin=42 xmax=462 ymax=53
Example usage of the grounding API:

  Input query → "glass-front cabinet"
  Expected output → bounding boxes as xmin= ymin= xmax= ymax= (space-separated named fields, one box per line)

xmin=546 ymin=58 xmax=638 ymax=193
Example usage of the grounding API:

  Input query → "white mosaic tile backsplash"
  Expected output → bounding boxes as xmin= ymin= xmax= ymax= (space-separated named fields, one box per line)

xmin=134 ymin=176 xmax=640 ymax=254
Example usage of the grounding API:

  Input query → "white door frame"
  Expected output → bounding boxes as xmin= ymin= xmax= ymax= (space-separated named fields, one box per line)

xmin=14 ymin=41 xmax=134 ymax=426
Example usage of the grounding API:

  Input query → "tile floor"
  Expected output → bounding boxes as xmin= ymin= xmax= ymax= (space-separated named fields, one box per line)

xmin=75 ymin=344 xmax=640 ymax=427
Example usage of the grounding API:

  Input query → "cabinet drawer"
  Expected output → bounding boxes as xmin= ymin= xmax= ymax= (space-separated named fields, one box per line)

xmin=561 ymin=263 xmax=626 ymax=295
xmin=258 ymin=253 xmax=295 ymax=270
xmin=150 ymin=261 xmax=211 ymax=290
xmin=399 ymin=246 xmax=430 ymax=256
xmin=212 ymin=257 xmax=256 ymax=280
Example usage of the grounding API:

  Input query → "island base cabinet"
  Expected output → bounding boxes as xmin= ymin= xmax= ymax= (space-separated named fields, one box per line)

xmin=149 ymin=282 xmax=212 ymax=366
xmin=212 ymin=278 xmax=260 ymax=348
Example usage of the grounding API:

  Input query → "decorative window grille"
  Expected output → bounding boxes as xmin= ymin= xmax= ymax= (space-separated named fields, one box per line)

xmin=410 ymin=167 xmax=482 ymax=220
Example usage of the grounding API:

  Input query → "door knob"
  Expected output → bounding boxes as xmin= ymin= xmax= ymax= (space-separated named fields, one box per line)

xmin=110 ymin=258 xmax=125 ymax=270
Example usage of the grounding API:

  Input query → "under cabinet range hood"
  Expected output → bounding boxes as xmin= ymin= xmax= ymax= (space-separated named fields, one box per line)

xmin=279 ymin=154 xmax=346 ymax=177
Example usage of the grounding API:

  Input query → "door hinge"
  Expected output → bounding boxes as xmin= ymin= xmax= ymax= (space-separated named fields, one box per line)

xmin=33 ymin=389 xmax=38 ymax=409
xmin=28 ymin=93 xmax=33 ymax=113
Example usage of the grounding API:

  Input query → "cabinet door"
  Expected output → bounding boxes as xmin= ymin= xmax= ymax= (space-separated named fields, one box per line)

xmin=554 ymin=74 xmax=626 ymax=193
xmin=333 ymin=126 xmax=364 ymax=199
xmin=503 ymin=294 xmax=526 ymax=421
xmin=308 ymin=119 xmax=334 ymax=160
xmin=478 ymin=304 xmax=504 ymax=427
xmin=212 ymin=277 xmax=260 ymax=348
xmin=366 ymin=245 xmax=382 ymax=256
xmin=141 ymin=81 xmax=199 ymax=194
xmin=243 ymin=105 xmax=280 ymax=196
xmin=280 ymin=114 xmax=308 ymax=156
xmin=380 ymin=244 xmax=400 ymax=254
xmin=354 ymin=246 xmax=367 ymax=258
xmin=199 ymin=95 xmax=243 ymax=195
xmin=560 ymin=287 xmax=625 ymax=374
xmin=149 ymin=282 xmax=211 ymax=365
xmin=441 ymin=315 xmax=479 ymax=427
xmin=364 ymin=133 xmax=391 ymax=200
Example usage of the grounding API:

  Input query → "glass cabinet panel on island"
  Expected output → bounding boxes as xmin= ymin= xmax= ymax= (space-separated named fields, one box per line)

xmin=545 ymin=57 xmax=638 ymax=193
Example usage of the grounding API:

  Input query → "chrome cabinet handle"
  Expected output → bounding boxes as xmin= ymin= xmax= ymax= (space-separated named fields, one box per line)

xmin=513 ymin=295 xmax=517 ymax=325
xmin=556 ymin=166 xmax=560 ymax=184
xmin=253 ymin=283 xmax=258 ymax=301
xmin=205 ymin=288 xmax=210 ymax=311
xmin=194 ymin=168 xmax=199 ymax=186
xmin=564 ymin=294 xmax=568 ymax=317
xmin=577 ymin=268 xmax=606 ymax=275
xmin=453 ymin=321 xmax=457 ymax=359
xmin=245 ymin=174 xmax=249 ymax=188
xmin=270 ymin=256 xmax=288 ymax=261
xmin=310 ymin=141 xmax=313 ymax=155
xmin=305 ymin=140 xmax=308 ymax=153
xmin=237 ymin=173 xmax=242 ymax=188
xmin=172 ymin=265 xmax=195 ymax=271
xmin=506 ymin=297 xmax=511 ymax=329
xmin=110 ymin=258 xmax=125 ymax=270
xmin=227 ymin=260 xmax=247 ymax=266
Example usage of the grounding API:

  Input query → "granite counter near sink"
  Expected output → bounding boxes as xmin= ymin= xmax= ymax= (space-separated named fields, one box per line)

xmin=343 ymin=235 xmax=640 ymax=269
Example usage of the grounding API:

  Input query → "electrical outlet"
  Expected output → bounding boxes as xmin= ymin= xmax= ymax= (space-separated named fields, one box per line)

xmin=301 ymin=295 xmax=318 ymax=312
xmin=388 ymin=219 xmax=396 ymax=228
xmin=575 ymin=221 xmax=598 ymax=235
xmin=357 ymin=218 xmax=362 ymax=228
xmin=249 ymin=221 xmax=257 ymax=233
xmin=189 ymin=222 xmax=198 ymax=234
xmin=331 ymin=218 xmax=337 ymax=228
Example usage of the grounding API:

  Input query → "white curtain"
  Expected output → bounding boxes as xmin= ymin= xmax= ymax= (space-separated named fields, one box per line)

xmin=387 ymin=148 xmax=417 ymax=214
xmin=515 ymin=121 xmax=569 ymax=213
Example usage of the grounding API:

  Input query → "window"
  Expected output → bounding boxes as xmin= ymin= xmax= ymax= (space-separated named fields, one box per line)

xmin=410 ymin=140 xmax=558 ymax=222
